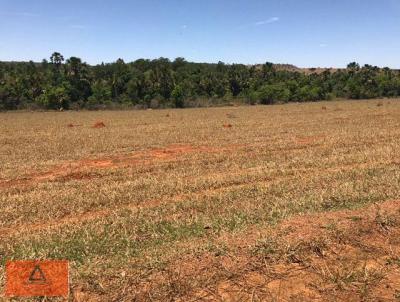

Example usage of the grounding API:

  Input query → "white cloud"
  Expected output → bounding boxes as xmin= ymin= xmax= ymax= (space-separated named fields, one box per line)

xmin=254 ymin=17 xmax=280 ymax=26
xmin=319 ymin=43 xmax=328 ymax=48
xmin=181 ymin=24 xmax=188 ymax=30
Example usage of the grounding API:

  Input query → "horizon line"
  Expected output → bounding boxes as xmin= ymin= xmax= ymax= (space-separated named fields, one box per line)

xmin=1 ymin=58 xmax=398 ymax=70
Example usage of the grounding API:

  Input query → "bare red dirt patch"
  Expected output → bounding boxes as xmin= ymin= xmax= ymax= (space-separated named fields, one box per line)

xmin=67 ymin=123 xmax=82 ymax=128
xmin=0 ymin=144 xmax=235 ymax=190
xmin=92 ymin=121 xmax=106 ymax=128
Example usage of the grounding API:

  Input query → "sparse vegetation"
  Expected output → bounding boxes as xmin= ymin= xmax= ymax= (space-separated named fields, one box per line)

xmin=0 ymin=100 xmax=400 ymax=301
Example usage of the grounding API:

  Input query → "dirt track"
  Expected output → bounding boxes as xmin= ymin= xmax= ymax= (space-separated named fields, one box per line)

xmin=0 ymin=144 xmax=229 ymax=189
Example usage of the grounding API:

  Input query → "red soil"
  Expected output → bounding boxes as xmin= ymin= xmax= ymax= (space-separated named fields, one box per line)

xmin=92 ymin=121 xmax=106 ymax=128
xmin=0 ymin=144 xmax=232 ymax=190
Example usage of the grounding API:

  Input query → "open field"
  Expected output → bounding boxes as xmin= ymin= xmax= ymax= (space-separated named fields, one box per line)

xmin=1 ymin=99 xmax=400 ymax=301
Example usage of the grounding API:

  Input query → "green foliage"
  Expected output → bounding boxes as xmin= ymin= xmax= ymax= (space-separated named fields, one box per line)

xmin=171 ymin=84 xmax=184 ymax=108
xmin=296 ymin=85 xmax=321 ymax=102
xmin=37 ymin=84 xmax=70 ymax=109
xmin=257 ymin=83 xmax=291 ymax=104
xmin=1 ymin=54 xmax=400 ymax=110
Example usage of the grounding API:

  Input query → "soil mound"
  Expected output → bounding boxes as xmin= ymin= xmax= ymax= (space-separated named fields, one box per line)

xmin=93 ymin=121 xmax=106 ymax=128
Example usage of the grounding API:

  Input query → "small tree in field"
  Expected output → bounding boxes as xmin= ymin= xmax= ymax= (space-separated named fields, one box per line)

xmin=37 ymin=85 xmax=70 ymax=109
xmin=171 ymin=85 xmax=185 ymax=108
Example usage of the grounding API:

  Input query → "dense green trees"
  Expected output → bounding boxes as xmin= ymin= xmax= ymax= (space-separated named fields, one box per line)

xmin=0 ymin=52 xmax=399 ymax=110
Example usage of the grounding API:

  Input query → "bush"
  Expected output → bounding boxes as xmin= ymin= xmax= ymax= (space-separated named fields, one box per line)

xmin=37 ymin=85 xmax=70 ymax=109
xmin=171 ymin=85 xmax=185 ymax=108
xmin=257 ymin=83 xmax=291 ymax=104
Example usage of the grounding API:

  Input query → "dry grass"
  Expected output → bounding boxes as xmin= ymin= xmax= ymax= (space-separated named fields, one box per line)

xmin=0 ymin=99 xmax=400 ymax=301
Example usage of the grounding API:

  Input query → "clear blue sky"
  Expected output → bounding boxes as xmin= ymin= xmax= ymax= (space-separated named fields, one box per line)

xmin=1 ymin=0 xmax=399 ymax=68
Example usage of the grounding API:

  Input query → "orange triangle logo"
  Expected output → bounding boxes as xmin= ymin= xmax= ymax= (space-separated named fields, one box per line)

xmin=28 ymin=265 xmax=47 ymax=284
xmin=6 ymin=260 xmax=69 ymax=297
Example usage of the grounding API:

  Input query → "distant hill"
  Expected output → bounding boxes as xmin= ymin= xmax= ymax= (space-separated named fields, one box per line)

xmin=252 ymin=63 xmax=343 ymax=74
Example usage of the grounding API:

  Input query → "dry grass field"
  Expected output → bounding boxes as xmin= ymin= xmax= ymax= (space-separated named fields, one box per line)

xmin=1 ymin=99 xmax=400 ymax=301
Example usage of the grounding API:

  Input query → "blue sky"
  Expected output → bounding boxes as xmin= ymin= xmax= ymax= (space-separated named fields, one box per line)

xmin=1 ymin=0 xmax=400 ymax=67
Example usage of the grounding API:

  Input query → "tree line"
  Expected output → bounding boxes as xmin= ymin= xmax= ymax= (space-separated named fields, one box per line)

xmin=1 ymin=52 xmax=399 ymax=110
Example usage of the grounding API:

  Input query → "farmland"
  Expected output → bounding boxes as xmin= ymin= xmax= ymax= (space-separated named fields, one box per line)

xmin=1 ymin=99 xmax=400 ymax=301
